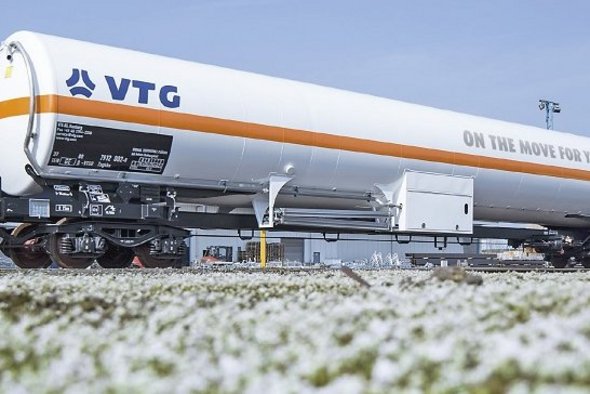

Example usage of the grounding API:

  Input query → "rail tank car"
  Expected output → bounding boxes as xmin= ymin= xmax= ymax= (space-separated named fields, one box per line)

xmin=0 ymin=31 xmax=589 ymax=268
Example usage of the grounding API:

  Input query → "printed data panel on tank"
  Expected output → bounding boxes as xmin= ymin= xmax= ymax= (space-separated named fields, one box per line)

xmin=48 ymin=122 xmax=172 ymax=174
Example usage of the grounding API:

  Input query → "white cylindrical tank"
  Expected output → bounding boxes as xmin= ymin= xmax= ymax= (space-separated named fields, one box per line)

xmin=1 ymin=31 xmax=590 ymax=228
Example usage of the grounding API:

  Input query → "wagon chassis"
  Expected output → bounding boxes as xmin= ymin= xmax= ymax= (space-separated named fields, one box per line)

xmin=0 ymin=177 xmax=192 ymax=268
xmin=0 ymin=172 xmax=580 ymax=269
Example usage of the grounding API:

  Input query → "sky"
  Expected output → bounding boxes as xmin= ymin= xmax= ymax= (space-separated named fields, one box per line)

xmin=2 ymin=0 xmax=590 ymax=134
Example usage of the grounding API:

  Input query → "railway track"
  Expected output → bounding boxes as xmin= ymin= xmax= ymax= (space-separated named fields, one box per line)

xmin=0 ymin=264 xmax=588 ymax=275
xmin=466 ymin=266 xmax=590 ymax=273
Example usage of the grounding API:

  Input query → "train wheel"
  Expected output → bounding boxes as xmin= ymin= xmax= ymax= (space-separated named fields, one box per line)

xmin=47 ymin=233 xmax=95 ymax=269
xmin=134 ymin=243 xmax=182 ymax=268
xmin=550 ymin=255 xmax=569 ymax=269
xmin=580 ymin=258 xmax=590 ymax=269
xmin=96 ymin=242 xmax=134 ymax=268
xmin=0 ymin=238 xmax=9 ymax=259
xmin=9 ymin=224 xmax=52 ymax=269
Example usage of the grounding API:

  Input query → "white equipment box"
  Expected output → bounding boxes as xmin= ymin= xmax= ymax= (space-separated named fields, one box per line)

xmin=395 ymin=171 xmax=473 ymax=234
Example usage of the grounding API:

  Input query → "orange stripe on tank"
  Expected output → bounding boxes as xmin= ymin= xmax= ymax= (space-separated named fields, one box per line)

xmin=1 ymin=94 xmax=589 ymax=182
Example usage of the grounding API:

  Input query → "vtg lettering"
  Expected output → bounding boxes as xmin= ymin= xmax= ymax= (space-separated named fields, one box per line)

xmin=105 ymin=75 xmax=180 ymax=108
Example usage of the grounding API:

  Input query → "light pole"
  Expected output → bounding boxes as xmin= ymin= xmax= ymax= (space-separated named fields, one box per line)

xmin=538 ymin=99 xmax=561 ymax=130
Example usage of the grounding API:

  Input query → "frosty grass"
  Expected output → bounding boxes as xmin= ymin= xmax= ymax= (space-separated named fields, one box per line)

xmin=0 ymin=269 xmax=589 ymax=393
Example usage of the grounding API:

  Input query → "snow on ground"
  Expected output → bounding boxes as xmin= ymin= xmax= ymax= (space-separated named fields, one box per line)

xmin=0 ymin=269 xmax=589 ymax=393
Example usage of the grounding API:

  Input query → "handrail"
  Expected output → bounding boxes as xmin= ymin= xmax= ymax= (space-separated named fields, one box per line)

xmin=7 ymin=41 xmax=43 ymax=176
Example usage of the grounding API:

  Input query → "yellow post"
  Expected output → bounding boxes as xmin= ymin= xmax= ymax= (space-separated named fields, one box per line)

xmin=260 ymin=230 xmax=267 ymax=269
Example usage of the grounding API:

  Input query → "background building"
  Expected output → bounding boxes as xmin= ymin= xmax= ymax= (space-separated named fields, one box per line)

xmin=188 ymin=229 xmax=466 ymax=264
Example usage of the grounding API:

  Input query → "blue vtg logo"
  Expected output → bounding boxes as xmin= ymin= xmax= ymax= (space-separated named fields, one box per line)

xmin=66 ymin=69 xmax=96 ymax=98
xmin=105 ymin=75 xmax=180 ymax=108
xmin=66 ymin=68 xmax=181 ymax=109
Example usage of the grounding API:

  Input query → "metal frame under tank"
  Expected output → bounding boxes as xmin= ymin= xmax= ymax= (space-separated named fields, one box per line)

xmin=0 ymin=167 xmax=583 ymax=269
